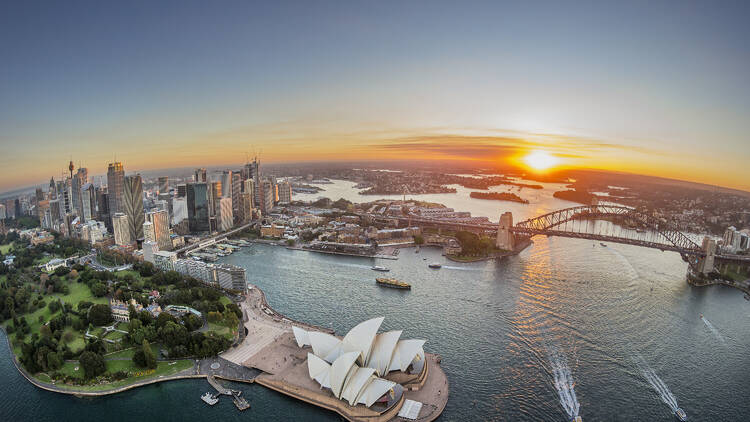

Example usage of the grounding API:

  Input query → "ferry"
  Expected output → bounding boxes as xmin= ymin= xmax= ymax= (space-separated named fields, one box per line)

xmin=675 ymin=408 xmax=687 ymax=421
xmin=376 ymin=278 xmax=411 ymax=290
xmin=201 ymin=392 xmax=219 ymax=405
xmin=428 ymin=262 xmax=442 ymax=269
xmin=371 ymin=265 xmax=390 ymax=272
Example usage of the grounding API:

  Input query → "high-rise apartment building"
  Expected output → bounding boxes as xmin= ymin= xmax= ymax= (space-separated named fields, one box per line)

xmin=107 ymin=162 xmax=125 ymax=223
xmin=123 ymin=175 xmax=144 ymax=240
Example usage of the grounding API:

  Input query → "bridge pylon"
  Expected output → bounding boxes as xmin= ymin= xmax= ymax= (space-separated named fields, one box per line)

xmin=496 ymin=211 xmax=515 ymax=251
xmin=697 ymin=236 xmax=717 ymax=274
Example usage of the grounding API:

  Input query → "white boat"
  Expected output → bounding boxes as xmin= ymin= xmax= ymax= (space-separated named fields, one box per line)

xmin=201 ymin=392 xmax=219 ymax=405
xmin=371 ymin=266 xmax=390 ymax=272
xmin=428 ymin=262 xmax=442 ymax=269
xmin=675 ymin=408 xmax=687 ymax=421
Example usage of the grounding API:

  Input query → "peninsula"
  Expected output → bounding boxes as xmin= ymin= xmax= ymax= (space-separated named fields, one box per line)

xmin=469 ymin=191 xmax=529 ymax=203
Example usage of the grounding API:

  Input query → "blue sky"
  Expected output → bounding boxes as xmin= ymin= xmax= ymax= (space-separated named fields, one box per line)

xmin=1 ymin=0 xmax=749 ymax=191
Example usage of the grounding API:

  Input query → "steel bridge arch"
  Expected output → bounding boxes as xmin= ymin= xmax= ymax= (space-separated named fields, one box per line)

xmin=511 ymin=205 xmax=702 ymax=254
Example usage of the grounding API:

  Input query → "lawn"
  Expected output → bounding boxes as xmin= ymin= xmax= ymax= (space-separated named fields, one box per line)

xmin=62 ymin=328 xmax=86 ymax=353
xmin=90 ymin=326 xmax=105 ymax=338
xmin=0 ymin=242 xmax=13 ymax=254
xmin=206 ymin=322 xmax=234 ymax=340
xmin=104 ymin=342 xmax=161 ymax=360
xmin=2 ymin=280 xmax=108 ymax=346
xmin=105 ymin=330 xmax=125 ymax=340
xmin=53 ymin=280 xmax=108 ymax=307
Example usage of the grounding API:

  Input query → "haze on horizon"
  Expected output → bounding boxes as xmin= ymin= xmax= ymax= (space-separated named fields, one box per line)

xmin=1 ymin=0 xmax=749 ymax=193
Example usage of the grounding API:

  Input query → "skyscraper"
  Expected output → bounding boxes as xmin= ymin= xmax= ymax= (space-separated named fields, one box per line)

xmin=48 ymin=177 xmax=57 ymax=200
xmin=243 ymin=179 xmax=255 ymax=208
xmin=158 ymin=176 xmax=169 ymax=194
xmin=232 ymin=172 xmax=242 ymax=224
xmin=187 ymin=182 xmax=212 ymax=232
xmin=195 ymin=168 xmax=207 ymax=183
xmin=143 ymin=221 xmax=155 ymax=242
xmin=107 ymin=161 xmax=125 ymax=223
xmin=123 ymin=174 xmax=144 ymax=240
xmin=146 ymin=209 xmax=171 ymax=251
xmin=219 ymin=197 xmax=233 ymax=231
xmin=112 ymin=213 xmax=131 ymax=246
xmin=277 ymin=181 xmax=292 ymax=204
xmin=260 ymin=179 xmax=274 ymax=216
xmin=97 ymin=188 xmax=110 ymax=229
xmin=81 ymin=183 xmax=96 ymax=222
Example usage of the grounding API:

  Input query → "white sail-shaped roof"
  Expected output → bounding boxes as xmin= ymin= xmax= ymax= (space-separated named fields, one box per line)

xmin=388 ymin=339 xmax=426 ymax=373
xmin=366 ymin=330 xmax=402 ymax=376
xmin=293 ymin=326 xmax=310 ymax=348
xmin=341 ymin=367 xmax=376 ymax=406
xmin=330 ymin=351 xmax=360 ymax=399
xmin=307 ymin=353 xmax=332 ymax=388
xmin=356 ymin=378 xmax=397 ymax=408
xmin=308 ymin=331 xmax=345 ymax=363
xmin=342 ymin=316 xmax=383 ymax=365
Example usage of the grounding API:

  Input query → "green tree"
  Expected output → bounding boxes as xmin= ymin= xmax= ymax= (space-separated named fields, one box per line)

xmin=142 ymin=339 xmax=157 ymax=369
xmin=46 ymin=351 xmax=63 ymax=371
xmin=87 ymin=304 xmax=113 ymax=326
xmin=79 ymin=351 xmax=106 ymax=379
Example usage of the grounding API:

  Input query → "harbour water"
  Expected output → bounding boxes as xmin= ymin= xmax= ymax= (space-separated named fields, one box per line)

xmin=2 ymin=181 xmax=750 ymax=421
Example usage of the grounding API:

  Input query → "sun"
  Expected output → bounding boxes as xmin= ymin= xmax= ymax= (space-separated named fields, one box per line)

xmin=523 ymin=150 xmax=558 ymax=171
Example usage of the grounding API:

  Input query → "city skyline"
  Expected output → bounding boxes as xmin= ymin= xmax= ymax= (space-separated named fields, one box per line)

xmin=2 ymin=1 xmax=750 ymax=192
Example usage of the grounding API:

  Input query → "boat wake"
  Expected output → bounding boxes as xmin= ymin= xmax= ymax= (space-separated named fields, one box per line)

xmin=548 ymin=349 xmax=580 ymax=419
xmin=605 ymin=247 xmax=639 ymax=281
xmin=638 ymin=360 xmax=680 ymax=413
xmin=701 ymin=315 xmax=726 ymax=343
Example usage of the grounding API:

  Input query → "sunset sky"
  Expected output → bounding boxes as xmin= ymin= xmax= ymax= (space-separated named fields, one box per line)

xmin=1 ymin=0 xmax=749 ymax=192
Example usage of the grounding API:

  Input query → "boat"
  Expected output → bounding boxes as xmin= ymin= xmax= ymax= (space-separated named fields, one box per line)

xmin=371 ymin=265 xmax=390 ymax=272
xmin=376 ymin=278 xmax=411 ymax=290
xmin=572 ymin=417 xmax=583 ymax=422
xmin=428 ymin=262 xmax=442 ymax=269
xmin=600 ymin=243 xmax=607 ymax=247
xmin=201 ymin=392 xmax=219 ymax=405
xmin=744 ymin=293 xmax=750 ymax=301
xmin=636 ymin=228 xmax=646 ymax=233
xmin=675 ymin=408 xmax=687 ymax=421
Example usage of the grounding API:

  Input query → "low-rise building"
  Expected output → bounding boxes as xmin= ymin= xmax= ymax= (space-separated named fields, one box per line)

xmin=261 ymin=223 xmax=285 ymax=238
xmin=153 ymin=250 xmax=177 ymax=271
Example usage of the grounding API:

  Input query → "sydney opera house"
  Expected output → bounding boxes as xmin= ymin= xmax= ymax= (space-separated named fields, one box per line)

xmin=284 ymin=316 xmax=446 ymax=421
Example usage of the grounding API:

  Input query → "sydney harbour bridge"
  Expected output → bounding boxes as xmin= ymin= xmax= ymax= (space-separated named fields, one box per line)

xmin=368 ymin=204 xmax=750 ymax=280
